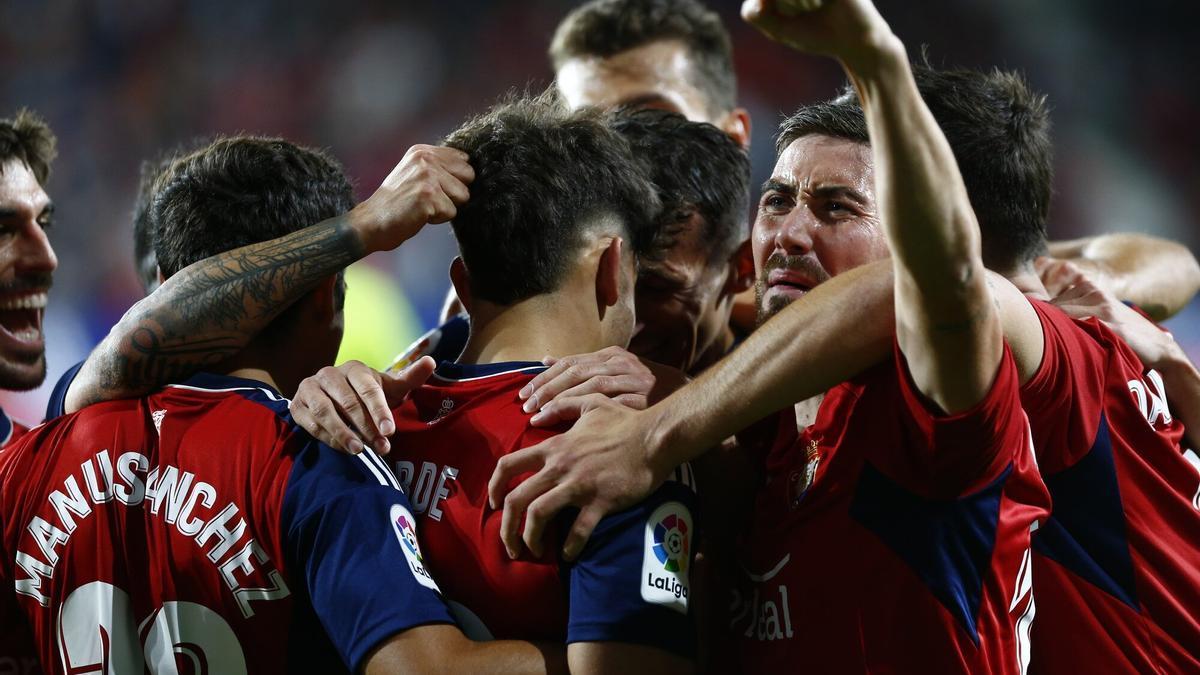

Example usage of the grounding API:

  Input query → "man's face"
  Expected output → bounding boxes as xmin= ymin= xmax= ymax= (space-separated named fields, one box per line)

xmin=0 ymin=159 xmax=57 ymax=390
xmin=556 ymin=39 xmax=718 ymax=125
xmin=753 ymin=135 xmax=887 ymax=324
xmin=630 ymin=212 xmax=732 ymax=371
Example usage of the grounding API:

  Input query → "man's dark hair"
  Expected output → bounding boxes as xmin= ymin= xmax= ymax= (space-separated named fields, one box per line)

xmin=0 ymin=109 xmax=57 ymax=185
xmin=550 ymin=0 xmax=736 ymax=115
xmin=152 ymin=136 xmax=354 ymax=279
xmin=611 ymin=107 xmax=749 ymax=263
xmin=132 ymin=152 xmax=184 ymax=292
xmin=444 ymin=92 xmax=660 ymax=306
xmin=776 ymin=64 xmax=1053 ymax=271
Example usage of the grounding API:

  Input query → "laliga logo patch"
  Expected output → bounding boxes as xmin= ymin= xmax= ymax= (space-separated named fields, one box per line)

xmin=391 ymin=504 xmax=440 ymax=592
xmin=641 ymin=501 xmax=693 ymax=614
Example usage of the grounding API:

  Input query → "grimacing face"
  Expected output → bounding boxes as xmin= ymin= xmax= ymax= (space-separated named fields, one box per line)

xmin=753 ymin=135 xmax=889 ymax=324
xmin=0 ymin=158 xmax=57 ymax=390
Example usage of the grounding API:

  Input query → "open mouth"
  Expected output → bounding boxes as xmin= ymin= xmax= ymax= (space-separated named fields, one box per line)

xmin=0 ymin=292 xmax=47 ymax=353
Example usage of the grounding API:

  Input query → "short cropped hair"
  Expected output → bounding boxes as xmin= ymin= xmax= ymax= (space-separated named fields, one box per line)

xmin=152 ymin=136 xmax=354 ymax=279
xmin=550 ymin=0 xmax=736 ymax=115
xmin=776 ymin=64 xmax=1053 ymax=271
xmin=611 ymin=108 xmax=749 ymax=262
xmin=0 ymin=109 xmax=57 ymax=185
xmin=443 ymin=92 xmax=660 ymax=306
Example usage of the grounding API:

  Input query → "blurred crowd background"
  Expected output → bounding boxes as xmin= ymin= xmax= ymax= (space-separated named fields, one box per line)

xmin=1 ymin=0 xmax=1197 ymax=420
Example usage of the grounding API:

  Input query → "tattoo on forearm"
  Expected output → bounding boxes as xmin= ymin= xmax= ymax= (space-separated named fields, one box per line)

xmin=79 ymin=217 xmax=363 ymax=407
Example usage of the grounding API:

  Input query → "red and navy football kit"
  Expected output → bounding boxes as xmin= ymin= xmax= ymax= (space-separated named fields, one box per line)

xmin=731 ymin=344 xmax=1050 ymax=673
xmin=0 ymin=372 xmax=453 ymax=674
xmin=1021 ymin=300 xmax=1200 ymax=673
xmin=390 ymin=360 xmax=698 ymax=657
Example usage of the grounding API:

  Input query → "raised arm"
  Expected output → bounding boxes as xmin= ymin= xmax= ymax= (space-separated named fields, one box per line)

xmin=64 ymin=145 xmax=473 ymax=413
xmin=743 ymin=0 xmax=1002 ymax=413
xmin=1046 ymin=233 xmax=1200 ymax=320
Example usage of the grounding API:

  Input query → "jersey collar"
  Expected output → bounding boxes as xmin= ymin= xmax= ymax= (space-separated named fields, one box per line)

xmin=174 ymin=372 xmax=286 ymax=399
xmin=433 ymin=361 xmax=547 ymax=382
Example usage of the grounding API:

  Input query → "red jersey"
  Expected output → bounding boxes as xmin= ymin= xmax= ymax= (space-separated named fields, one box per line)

xmin=1021 ymin=300 xmax=1200 ymax=673
xmin=390 ymin=360 xmax=699 ymax=658
xmin=731 ymin=343 xmax=1049 ymax=673
xmin=0 ymin=372 xmax=453 ymax=674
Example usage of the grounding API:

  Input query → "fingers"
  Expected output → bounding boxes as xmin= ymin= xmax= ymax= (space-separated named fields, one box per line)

xmin=489 ymin=444 xmax=547 ymax=509
xmin=561 ymin=504 xmax=606 ymax=561
xmin=521 ymin=483 xmax=580 ymax=560
xmin=289 ymin=394 xmax=364 ymax=454
xmin=530 ymin=392 xmax=647 ymax=427
xmin=342 ymin=363 xmax=396 ymax=454
xmin=519 ymin=347 xmax=649 ymax=414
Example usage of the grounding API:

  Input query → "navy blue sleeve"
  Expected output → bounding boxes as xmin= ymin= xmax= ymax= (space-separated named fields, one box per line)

xmin=565 ymin=463 xmax=699 ymax=659
xmin=44 ymin=359 xmax=85 ymax=421
xmin=281 ymin=440 xmax=455 ymax=672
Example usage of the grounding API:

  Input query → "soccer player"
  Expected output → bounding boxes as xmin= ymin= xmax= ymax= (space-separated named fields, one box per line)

xmin=491 ymin=2 xmax=1200 ymax=671
xmin=0 ymin=110 xmax=57 ymax=446
xmin=380 ymin=97 xmax=697 ymax=672
xmin=0 ymin=136 xmax=563 ymax=674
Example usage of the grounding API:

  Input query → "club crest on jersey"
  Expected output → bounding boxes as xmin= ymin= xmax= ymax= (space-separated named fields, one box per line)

xmin=788 ymin=440 xmax=821 ymax=509
xmin=641 ymin=501 xmax=692 ymax=613
xmin=151 ymin=409 xmax=166 ymax=434
xmin=391 ymin=503 xmax=440 ymax=592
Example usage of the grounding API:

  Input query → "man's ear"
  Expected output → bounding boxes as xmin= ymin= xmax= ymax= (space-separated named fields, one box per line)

xmin=721 ymin=108 xmax=752 ymax=150
xmin=156 ymin=265 xmax=166 ymax=286
xmin=596 ymin=237 xmax=623 ymax=310
xmin=449 ymin=257 xmax=473 ymax=314
xmin=724 ymin=239 xmax=756 ymax=295
xmin=309 ymin=275 xmax=340 ymax=321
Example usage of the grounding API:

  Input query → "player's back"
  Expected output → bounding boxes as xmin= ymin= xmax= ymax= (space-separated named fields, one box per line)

xmin=390 ymin=361 xmax=697 ymax=658
xmin=0 ymin=372 xmax=452 ymax=674
xmin=1021 ymin=300 xmax=1200 ymax=673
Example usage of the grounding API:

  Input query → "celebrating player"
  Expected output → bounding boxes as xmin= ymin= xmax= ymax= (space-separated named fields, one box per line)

xmin=0 ymin=110 xmax=57 ymax=446
xmin=0 ymin=136 xmax=566 ymax=674
xmin=363 ymin=96 xmax=698 ymax=672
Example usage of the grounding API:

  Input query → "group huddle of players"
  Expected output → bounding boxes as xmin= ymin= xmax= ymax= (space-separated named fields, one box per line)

xmin=1 ymin=0 xmax=1199 ymax=673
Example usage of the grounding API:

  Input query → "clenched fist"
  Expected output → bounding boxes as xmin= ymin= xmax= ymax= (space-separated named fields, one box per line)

xmin=741 ymin=0 xmax=898 ymax=69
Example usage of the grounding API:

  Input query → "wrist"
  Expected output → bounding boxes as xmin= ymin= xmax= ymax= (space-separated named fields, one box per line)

xmin=838 ymin=31 xmax=905 ymax=81
xmin=344 ymin=203 xmax=388 ymax=256
xmin=1151 ymin=336 xmax=1194 ymax=376
xmin=642 ymin=403 xmax=685 ymax=482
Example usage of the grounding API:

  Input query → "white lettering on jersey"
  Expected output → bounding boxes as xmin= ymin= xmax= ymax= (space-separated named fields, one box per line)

xmin=1128 ymin=369 xmax=1173 ymax=428
xmin=393 ymin=461 xmax=459 ymax=522
xmin=731 ymin=554 xmax=794 ymax=642
xmin=13 ymin=450 xmax=287 ymax=611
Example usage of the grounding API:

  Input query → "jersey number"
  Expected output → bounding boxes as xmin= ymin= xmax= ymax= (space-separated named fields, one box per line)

xmin=56 ymin=581 xmax=247 ymax=674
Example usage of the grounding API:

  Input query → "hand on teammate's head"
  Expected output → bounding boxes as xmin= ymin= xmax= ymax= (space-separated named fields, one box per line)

xmin=348 ymin=145 xmax=474 ymax=255
xmin=289 ymin=357 xmax=435 ymax=455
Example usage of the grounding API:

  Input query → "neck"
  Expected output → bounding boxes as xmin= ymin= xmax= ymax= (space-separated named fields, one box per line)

xmin=1004 ymin=261 xmax=1050 ymax=301
xmin=219 ymin=340 xmax=313 ymax=397
xmin=690 ymin=323 xmax=736 ymax=375
xmin=459 ymin=293 xmax=614 ymax=364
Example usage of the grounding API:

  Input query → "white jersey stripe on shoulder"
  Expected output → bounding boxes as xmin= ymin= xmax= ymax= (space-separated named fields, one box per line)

xmin=362 ymin=449 xmax=400 ymax=490
xmin=165 ymin=383 xmax=290 ymax=403
xmin=430 ymin=365 xmax=546 ymax=383
xmin=356 ymin=452 xmax=392 ymax=487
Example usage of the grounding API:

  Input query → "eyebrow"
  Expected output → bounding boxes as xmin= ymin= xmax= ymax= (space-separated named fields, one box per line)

xmin=809 ymin=184 xmax=869 ymax=206
xmin=761 ymin=178 xmax=796 ymax=195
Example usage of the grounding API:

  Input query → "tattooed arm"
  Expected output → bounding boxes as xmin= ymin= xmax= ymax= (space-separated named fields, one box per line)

xmin=63 ymin=144 xmax=474 ymax=413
